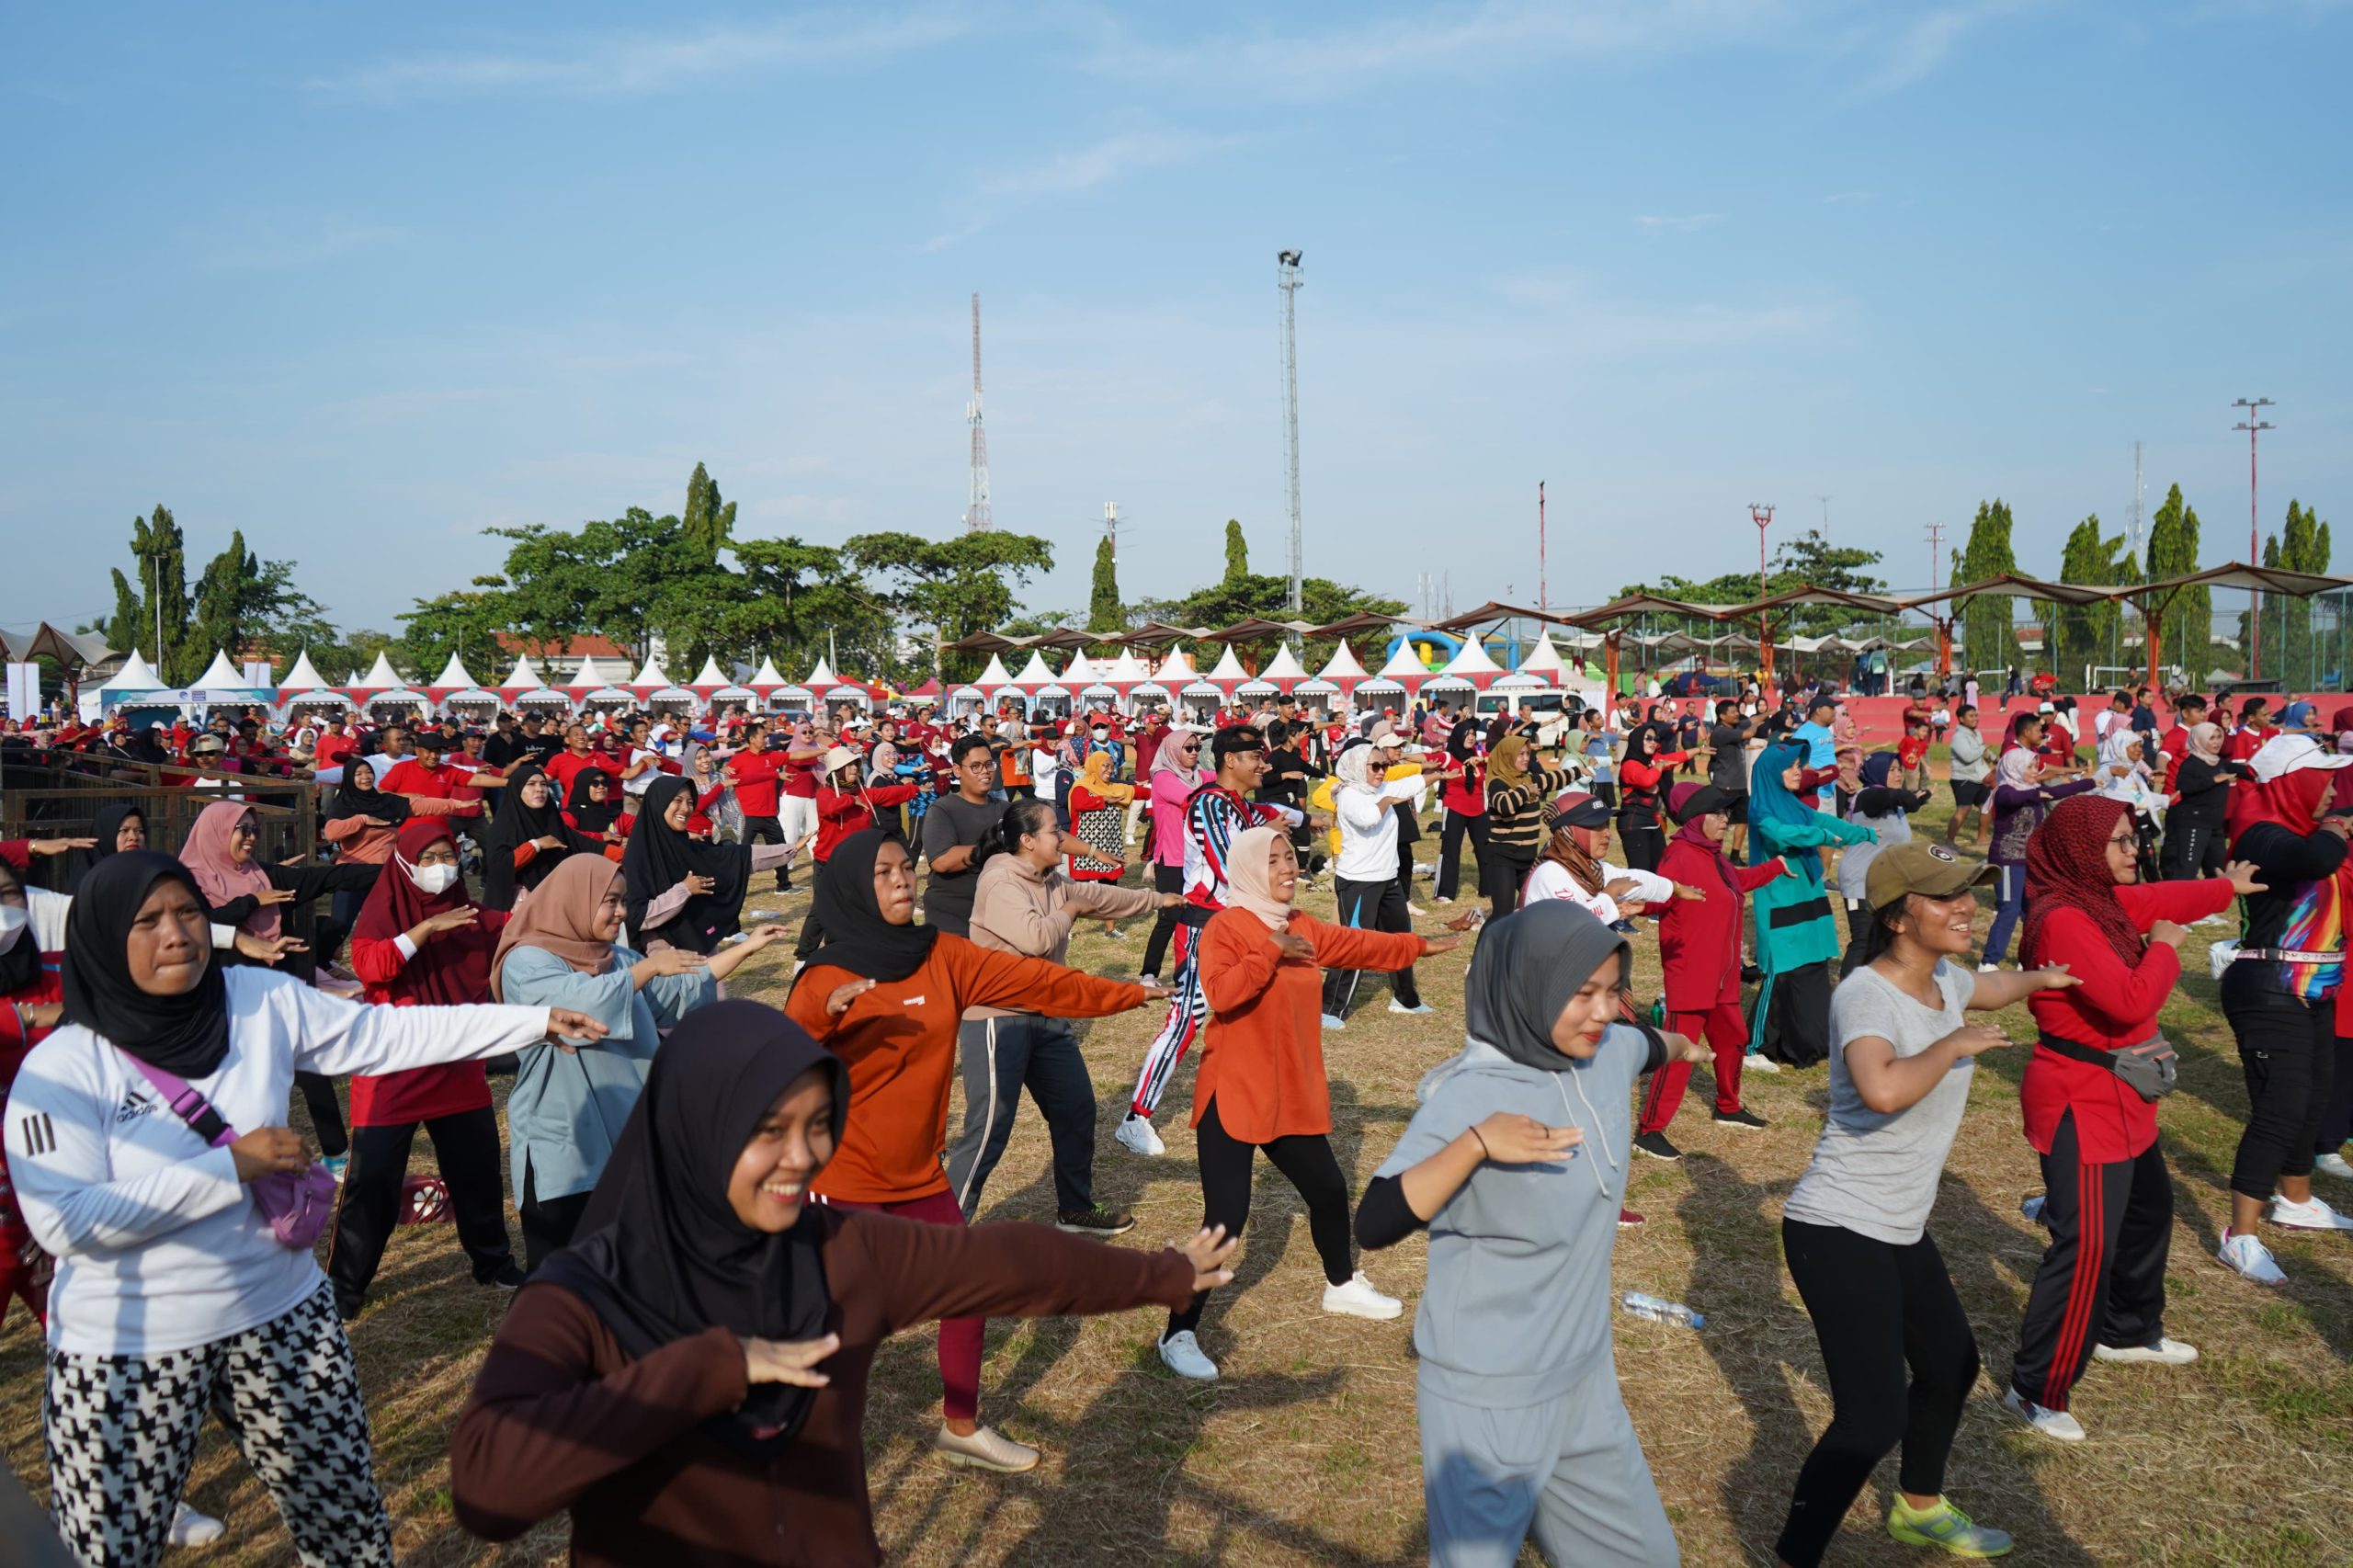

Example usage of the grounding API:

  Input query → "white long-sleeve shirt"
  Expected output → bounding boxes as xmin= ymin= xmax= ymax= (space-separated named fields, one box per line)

xmin=6 ymin=968 xmax=552 ymax=1357
xmin=1333 ymin=776 xmax=1428 ymax=882
xmin=1522 ymin=858 xmax=1674 ymax=925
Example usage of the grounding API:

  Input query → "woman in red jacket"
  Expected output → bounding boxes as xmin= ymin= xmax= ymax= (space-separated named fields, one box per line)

xmin=324 ymin=818 xmax=524 ymax=1320
xmin=1158 ymin=824 xmax=1456 ymax=1382
xmin=1616 ymin=723 xmax=1693 ymax=874
xmin=2002 ymin=793 xmax=2258 ymax=1441
xmin=1636 ymin=785 xmax=1788 ymax=1154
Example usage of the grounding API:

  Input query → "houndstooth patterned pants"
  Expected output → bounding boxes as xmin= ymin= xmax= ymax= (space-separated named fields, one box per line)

xmin=45 ymin=1282 xmax=393 ymax=1568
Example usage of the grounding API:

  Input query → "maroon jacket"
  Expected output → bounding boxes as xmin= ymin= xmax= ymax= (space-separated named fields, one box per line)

xmin=1656 ymin=830 xmax=1784 ymax=1012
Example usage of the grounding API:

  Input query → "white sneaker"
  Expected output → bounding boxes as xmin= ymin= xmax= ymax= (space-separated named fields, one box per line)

xmin=1743 ymin=1052 xmax=1781 ymax=1074
xmin=2196 ymin=913 xmax=2230 ymax=928
xmin=1976 ymin=961 xmax=2000 ymax=973
xmin=2268 ymin=1194 xmax=2353 ymax=1231
xmin=1322 ymin=1270 xmax=1403 ymax=1321
xmin=2316 ymin=1153 xmax=2353 ymax=1180
xmin=1319 ymin=1013 xmax=1347 ymax=1030
xmin=1158 ymin=1329 xmax=1219 ymax=1381
xmin=2093 ymin=1336 xmax=2199 ymax=1366
xmin=1114 ymin=1115 xmax=1165 ymax=1157
xmin=2003 ymin=1387 xmax=2086 ymax=1442
xmin=2218 ymin=1229 xmax=2289 ymax=1284
xmin=1388 ymin=1000 xmax=1435 ymax=1016
xmin=1434 ymin=896 xmax=1455 ymax=905
xmin=933 ymin=1423 xmax=1040 ymax=1472
xmin=168 ymin=1502 xmax=225 ymax=1548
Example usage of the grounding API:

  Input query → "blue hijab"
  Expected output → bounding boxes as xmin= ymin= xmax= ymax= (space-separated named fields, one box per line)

xmin=1747 ymin=738 xmax=1821 ymax=868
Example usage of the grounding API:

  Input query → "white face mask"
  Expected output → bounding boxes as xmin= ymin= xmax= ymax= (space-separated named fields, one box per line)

xmin=1092 ymin=729 xmax=1109 ymax=742
xmin=406 ymin=861 xmax=460 ymax=896
xmin=0 ymin=903 xmax=25 ymax=953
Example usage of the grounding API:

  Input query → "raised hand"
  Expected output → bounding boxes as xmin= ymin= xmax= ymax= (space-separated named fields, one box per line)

xmin=2225 ymin=860 xmax=2268 ymax=897
xmin=1178 ymin=1225 xmax=1239 ymax=1291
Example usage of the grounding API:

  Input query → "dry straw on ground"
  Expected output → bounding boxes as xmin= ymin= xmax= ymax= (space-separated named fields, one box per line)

xmin=6 ymin=791 xmax=2349 ymax=1565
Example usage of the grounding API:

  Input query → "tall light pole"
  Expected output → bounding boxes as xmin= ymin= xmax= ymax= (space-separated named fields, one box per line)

xmin=1277 ymin=250 xmax=1304 ymax=614
xmin=2234 ymin=397 xmax=2275 ymax=678
xmin=1751 ymin=503 xmax=1776 ymax=679
xmin=1538 ymin=481 xmax=1548 ymax=611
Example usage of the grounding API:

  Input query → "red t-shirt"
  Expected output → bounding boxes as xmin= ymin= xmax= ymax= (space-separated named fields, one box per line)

xmin=314 ymin=731 xmax=357 ymax=770
xmin=543 ymin=750 xmax=599 ymax=795
xmin=379 ymin=759 xmax=468 ymax=801
xmin=781 ymin=751 xmax=823 ymax=800
xmin=1897 ymin=735 xmax=1930 ymax=770
xmin=2223 ymin=723 xmax=2274 ymax=765
xmin=727 ymin=750 xmax=783 ymax=817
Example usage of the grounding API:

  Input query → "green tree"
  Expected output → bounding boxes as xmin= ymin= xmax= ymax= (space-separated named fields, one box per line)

xmin=2245 ymin=501 xmax=2331 ymax=687
xmin=842 ymin=530 xmax=1057 ymax=681
xmin=2054 ymin=515 xmax=2133 ymax=684
xmin=1088 ymin=537 xmax=1122 ymax=632
xmin=1957 ymin=499 xmax=2020 ymax=674
xmin=121 ymin=506 xmax=192 ymax=680
xmin=1611 ymin=528 xmax=1886 ymax=642
xmin=396 ymin=588 xmax=517 ymax=681
xmin=680 ymin=461 xmax=735 ymax=566
xmin=1222 ymin=519 xmax=1248 ymax=583
xmin=2143 ymin=484 xmax=2208 ymax=676
xmin=101 ymin=569 xmax=144 ymax=657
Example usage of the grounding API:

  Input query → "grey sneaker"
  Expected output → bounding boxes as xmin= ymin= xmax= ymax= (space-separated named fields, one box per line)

xmin=1055 ymin=1205 xmax=1137 ymax=1237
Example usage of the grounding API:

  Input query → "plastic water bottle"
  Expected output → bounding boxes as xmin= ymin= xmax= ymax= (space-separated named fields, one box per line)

xmin=1620 ymin=1291 xmax=1703 ymax=1329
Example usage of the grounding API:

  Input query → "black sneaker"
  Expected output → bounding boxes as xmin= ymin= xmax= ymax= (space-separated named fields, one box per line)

xmin=1713 ymin=1107 xmax=1769 ymax=1131
xmin=483 ymin=1262 xmax=528 ymax=1291
xmin=1632 ymin=1131 xmax=1682 ymax=1162
xmin=1740 ymin=963 xmax=1763 ymax=984
xmin=1055 ymin=1205 xmax=1137 ymax=1237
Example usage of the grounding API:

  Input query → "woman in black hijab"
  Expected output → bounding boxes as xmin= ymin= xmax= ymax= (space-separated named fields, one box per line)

xmin=622 ymin=776 xmax=755 ymax=954
xmin=564 ymin=767 xmax=624 ymax=837
xmin=65 ymin=801 xmax=147 ymax=892
xmin=483 ymin=763 xmax=596 ymax=911
xmin=451 ymin=999 xmax=1233 ymax=1566
xmin=327 ymin=759 xmax=412 ymax=833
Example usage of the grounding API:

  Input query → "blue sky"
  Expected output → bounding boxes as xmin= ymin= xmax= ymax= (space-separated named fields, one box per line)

xmin=4 ymin=1 xmax=2348 ymax=642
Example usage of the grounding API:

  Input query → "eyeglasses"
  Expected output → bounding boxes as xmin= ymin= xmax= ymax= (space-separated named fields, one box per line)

xmin=2106 ymin=830 xmax=2137 ymax=848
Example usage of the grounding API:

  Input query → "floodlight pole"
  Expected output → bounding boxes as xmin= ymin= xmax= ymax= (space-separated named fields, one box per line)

xmin=1751 ymin=503 xmax=1775 ymax=680
xmin=2234 ymin=397 xmax=2275 ymax=679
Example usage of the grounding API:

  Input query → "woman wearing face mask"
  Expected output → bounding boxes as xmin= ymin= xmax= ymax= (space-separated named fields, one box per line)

xmin=493 ymin=857 xmax=786 ymax=1268
xmin=6 ymin=850 xmax=602 ymax=1568
xmin=1355 ymin=900 xmax=1708 ymax=1567
xmin=784 ymin=831 xmax=1166 ymax=1471
xmin=450 ymin=1003 xmax=1235 ymax=1566
xmin=624 ymin=775 xmax=800 ymax=955
xmin=1615 ymin=723 xmax=1692 ymax=875
xmin=324 ymin=820 xmax=527 ymax=1320
xmin=1772 ymin=842 xmax=2076 ymax=1567
xmin=1157 ymin=827 xmax=1459 ymax=1382
xmin=482 ymin=762 xmax=600 ymax=911
xmin=1747 ymin=741 xmax=1877 ymax=1070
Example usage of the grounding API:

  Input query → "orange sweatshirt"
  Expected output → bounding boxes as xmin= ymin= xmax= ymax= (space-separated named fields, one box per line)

xmin=1193 ymin=909 xmax=1425 ymax=1143
xmin=787 ymin=933 xmax=1146 ymax=1202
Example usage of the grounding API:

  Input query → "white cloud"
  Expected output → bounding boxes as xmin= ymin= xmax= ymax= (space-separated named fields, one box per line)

xmin=924 ymin=131 xmax=1239 ymax=249
xmin=310 ymin=9 xmax=968 ymax=102
xmin=1635 ymin=213 xmax=1724 ymax=233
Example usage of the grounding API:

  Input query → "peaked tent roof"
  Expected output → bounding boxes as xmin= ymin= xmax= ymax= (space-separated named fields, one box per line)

xmin=1150 ymin=647 xmax=1196 ymax=684
xmin=1203 ymin=645 xmax=1251 ymax=684
xmin=630 ymin=654 xmax=673 ymax=689
xmin=1061 ymin=653 xmax=1098 ymax=685
xmin=431 ymin=653 xmax=478 ymax=691
xmin=976 ymin=653 xmax=1017 ymax=687
xmin=357 ymin=651 xmax=404 ymax=689
xmin=804 ymin=656 xmax=839 ymax=688
xmin=1103 ymin=649 xmax=1151 ymax=683
xmin=568 ymin=653 xmax=619 ymax=690
xmin=688 ymin=653 xmax=730 ymax=688
xmin=748 ymin=656 xmax=790 ymax=687
xmin=279 ymin=650 xmax=334 ymax=691
xmin=1009 ymin=650 xmax=1057 ymax=687
xmin=498 ymin=653 xmax=544 ymax=689
xmin=1261 ymin=645 xmax=1310 ymax=681
xmin=99 ymin=650 xmax=165 ymax=690
xmin=1315 ymin=640 xmax=1369 ymax=680
xmin=1440 ymin=637 xmax=1506 ymax=677
xmin=193 ymin=649 xmax=247 ymax=688
xmin=1375 ymin=639 xmax=1432 ymax=679
xmin=1517 ymin=633 xmax=1565 ymax=676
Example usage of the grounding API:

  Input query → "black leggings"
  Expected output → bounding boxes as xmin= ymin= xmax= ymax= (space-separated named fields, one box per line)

xmin=324 ymin=1107 xmax=515 ymax=1314
xmin=1320 ymin=875 xmax=1419 ymax=1016
xmin=519 ymin=1158 xmax=595 ymax=1274
xmin=1481 ymin=846 xmax=1534 ymax=918
xmin=1165 ymin=1097 xmax=1353 ymax=1338
xmin=296 ymin=1072 xmax=349 ymax=1159
xmin=1776 ymin=1220 xmax=1979 ymax=1568
xmin=1436 ymin=809 xmax=1489 ymax=901
xmin=2222 ymin=970 xmax=2335 ymax=1200
xmin=794 ymin=858 xmax=832 ymax=960
xmin=1141 ymin=861 xmax=1187 ymax=979
xmin=1616 ymin=803 xmax=1665 ymax=873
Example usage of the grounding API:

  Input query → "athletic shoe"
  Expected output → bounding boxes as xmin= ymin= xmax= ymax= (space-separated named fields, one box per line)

xmin=1138 ymin=972 xmax=1160 ymax=987
xmin=2002 ymin=1387 xmax=2086 ymax=1442
xmin=1319 ymin=1013 xmax=1347 ymax=1030
xmin=1388 ymin=1000 xmax=1435 ymax=1016
xmin=1744 ymin=1052 xmax=1781 ymax=1074
xmin=483 ymin=1262 xmax=527 ymax=1291
xmin=2093 ymin=1336 xmax=2199 ymax=1366
xmin=1433 ymin=896 xmax=1454 ymax=905
xmin=1740 ymin=963 xmax=1762 ymax=984
xmin=1055 ymin=1205 xmax=1137 ymax=1237
xmin=1618 ymin=1208 xmax=1646 ymax=1228
xmin=1322 ymin=1271 xmax=1403 ymax=1320
xmin=1886 ymin=1494 xmax=2013 ymax=1557
xmin=2218 ymin=1229 xmax=2290 ymax=1284
xmin=1114 ymin=1115 xmax=1165 ymax=1158
xmin=324 ymin=1153 xmax=350 ymax=1182
xmin=2268 ymin=1194 xmax=2353 ymax=1231
xmin=1404 ymin=903 xmax=1428 ymax=918
xmin=168 ymin=1502 xmax=225 ymax=1548
xmin=1712 ymin=1108 xmax=1768 ymax=1131
xmin=1976 ymin=961 xmax=2000 ymax=973
xmin=2020 ymin=1194 xmax=2049 ymax=1226
xmin=1158 ymin=1329 xmax=1219 ymax=1381
xmin=933 ymin=1424 xmax=1040 ymax=1473
xmin=1632 ymin=1131 xmax=1682 ymax=1162
xmin=2315 ymin=1152 xmax=2353 ymax=1180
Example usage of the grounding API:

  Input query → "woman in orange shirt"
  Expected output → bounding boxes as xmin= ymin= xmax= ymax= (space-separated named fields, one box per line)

xmin=1156 ymin=824 xmax=1458 ymax=1383
xmin=784 ymin=830 xmax=1165 ymax=1475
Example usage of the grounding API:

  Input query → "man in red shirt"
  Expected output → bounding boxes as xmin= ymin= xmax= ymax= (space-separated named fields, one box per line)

xmin=378 ymin=732 xmax=487 ymax=818
xmin=2222 ymin=697 xmax=2274 ymax=766
xmin=541 ymin=722 xmax=599 ymax=796
xmin=2160 ymin=693 xmax=2209 ymax=795
xmin=722 ymin=722 xmax=794 ymax=892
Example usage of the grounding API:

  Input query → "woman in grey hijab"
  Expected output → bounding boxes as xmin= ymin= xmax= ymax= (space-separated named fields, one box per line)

xmin=1355 ymin=899 xmax=1704 ymax=1567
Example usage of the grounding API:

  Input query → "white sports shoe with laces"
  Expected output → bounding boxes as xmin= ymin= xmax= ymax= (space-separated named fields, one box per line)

xmin=2218 ymin=1229 xmax=2289 ymax=1284
xmin=1158 ymin=1329 xmax=1219 ymax=1381
xmin=2269 ymin=1194 xmax=2353 ymax=1231
xmin=1322 ymin=1271 xmax=1403 ymax=1320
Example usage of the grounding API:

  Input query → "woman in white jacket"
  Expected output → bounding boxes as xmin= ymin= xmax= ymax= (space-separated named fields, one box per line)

xmin=6 ymin=850 xmax=603 ymax=1568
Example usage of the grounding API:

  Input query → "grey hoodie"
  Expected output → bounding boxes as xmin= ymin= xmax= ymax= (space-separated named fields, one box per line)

xmin=1374 ymin=1024 xmax=1648 ymax=1406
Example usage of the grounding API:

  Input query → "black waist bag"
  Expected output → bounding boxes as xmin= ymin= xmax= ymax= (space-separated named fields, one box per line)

xmin=2038 ymin=1032 xmax=2177 ymax=1103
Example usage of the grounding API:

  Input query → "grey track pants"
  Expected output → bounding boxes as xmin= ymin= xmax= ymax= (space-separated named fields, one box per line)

xmin=1417 ymin=1369 xmax=1679 ymax=1568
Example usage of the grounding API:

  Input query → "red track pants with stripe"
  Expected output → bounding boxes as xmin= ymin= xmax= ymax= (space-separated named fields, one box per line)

xmin=1637 ymin=1004 xmax=1749 ymax=1135
xmin=815 ymin=1189 xmax=983 ymax=1423
xmin=2006 ymin=1109 xmax=2173 ymax=1412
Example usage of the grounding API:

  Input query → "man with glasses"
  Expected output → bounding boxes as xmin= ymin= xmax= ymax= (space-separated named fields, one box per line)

xmin=1118 ymin=723 xmax=1303 ymax=1156
xmin=919 ymin=733 xmax=1008 ymax=937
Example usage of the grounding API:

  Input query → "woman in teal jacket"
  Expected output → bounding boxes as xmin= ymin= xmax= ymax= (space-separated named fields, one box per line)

xmin=1748 ymin=739 xmax=1874 ymax=1068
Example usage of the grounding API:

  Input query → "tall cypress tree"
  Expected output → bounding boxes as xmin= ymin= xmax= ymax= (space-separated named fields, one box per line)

xmin=681 ymin=462 xmax=734 ymax=565
xmin=1223 ymin=519 xmax=1248 ymax=584
xmin=1958 ymin=499 xmax=2019 ymax=675
xmin=2144 ymin=484 xmax=2209 ymax=676
xmin=1088 ymin=536 xmax=1122 ymax=631
xmin=127 ymin=506 xmax=191 ymax=682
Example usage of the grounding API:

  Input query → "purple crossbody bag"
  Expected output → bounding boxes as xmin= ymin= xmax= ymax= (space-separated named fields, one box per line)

xmin=121 ymin=1053 xmax=340 ymax=1249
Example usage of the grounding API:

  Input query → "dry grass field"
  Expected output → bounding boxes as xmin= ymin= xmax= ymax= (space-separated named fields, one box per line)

xmin=6 ymin=791 xmax=2352 ymax=1565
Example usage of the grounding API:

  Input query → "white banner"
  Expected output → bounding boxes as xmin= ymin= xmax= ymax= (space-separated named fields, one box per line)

xmin=6 ymin=662 xmax=38 ymax=722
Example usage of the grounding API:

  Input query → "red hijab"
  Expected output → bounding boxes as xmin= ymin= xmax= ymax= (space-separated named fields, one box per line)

xmin=2021 ymin=794 xmax=2143 ymax=970
xmin=2230 ymin=749 xmax=2343 ymax=842
xmin=352 ymin=819 xmax=500 ymax=1006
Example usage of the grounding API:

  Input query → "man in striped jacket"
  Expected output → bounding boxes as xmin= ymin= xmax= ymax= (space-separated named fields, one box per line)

xmin=1117 ymin=725 xmax=1302 ymax=1155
